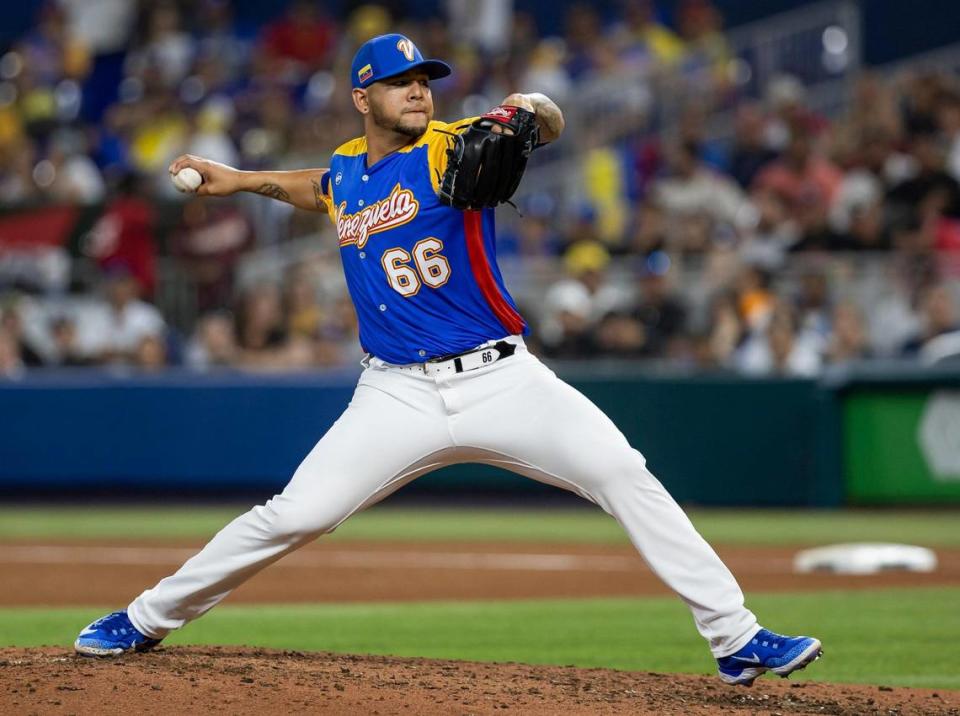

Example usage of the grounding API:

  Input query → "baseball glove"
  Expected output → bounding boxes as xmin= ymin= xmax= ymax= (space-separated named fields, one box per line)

xmin=438 ymin=105 xmax=540 ymax=210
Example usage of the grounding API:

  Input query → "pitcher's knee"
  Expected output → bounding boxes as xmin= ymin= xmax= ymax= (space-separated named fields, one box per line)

xmin=255 ymin=499 xmax=346 ymax=541
xmin=593 ymin=451 xmax=658 ymax=493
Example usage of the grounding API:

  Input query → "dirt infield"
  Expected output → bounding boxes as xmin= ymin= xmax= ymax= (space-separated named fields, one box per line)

xmin=2 ymin=647 xmax=958 ymax=715
xmin=2 ymin=540 xmax=959 ymax=606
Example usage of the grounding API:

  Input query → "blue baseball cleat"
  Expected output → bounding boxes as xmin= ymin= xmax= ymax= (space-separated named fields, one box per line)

xmin=74 ymin=610 xmax=162 ymax=657
xmin=717 ymin=628 xmax=822 ymax=686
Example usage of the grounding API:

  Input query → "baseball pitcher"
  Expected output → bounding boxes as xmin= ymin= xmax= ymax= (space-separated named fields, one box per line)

xmin=75 ymin=34 xmax=822 ymax=687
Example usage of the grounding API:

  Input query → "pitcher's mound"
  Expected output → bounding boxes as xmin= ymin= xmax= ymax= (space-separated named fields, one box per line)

xmin=1 ymin=647 xmax=955 ymax=715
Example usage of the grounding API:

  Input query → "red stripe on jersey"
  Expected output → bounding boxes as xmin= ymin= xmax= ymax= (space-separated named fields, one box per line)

xmin=463 ymin=210 xmax=525 ymax=335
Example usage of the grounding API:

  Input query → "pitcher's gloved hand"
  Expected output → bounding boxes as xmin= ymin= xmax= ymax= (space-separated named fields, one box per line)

xmin=438 ymin=105 xmax=540 ymax=210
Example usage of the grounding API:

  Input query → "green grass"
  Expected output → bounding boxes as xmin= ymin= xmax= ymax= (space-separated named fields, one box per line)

xmin=1 ymin=505 xmax=959 ymax=547
xmin=2 ymin=587 xmax=956 ymax=689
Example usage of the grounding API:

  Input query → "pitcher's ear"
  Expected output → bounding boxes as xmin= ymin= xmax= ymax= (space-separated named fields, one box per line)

xmin=352 ymin=88 xmax=369 ymax=115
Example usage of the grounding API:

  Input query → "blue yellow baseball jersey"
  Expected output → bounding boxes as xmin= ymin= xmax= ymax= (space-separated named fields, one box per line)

xmin=318 ymin=119 xmax=528 ymax=364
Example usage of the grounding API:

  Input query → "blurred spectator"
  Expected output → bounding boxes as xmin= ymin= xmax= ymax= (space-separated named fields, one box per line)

xmin=847 ymin=199 xmax=892 ymax=251
xmin=135 ymin=333 xmax=167 ymax=371
xmin=900 ymin=72 xmax=943 ymax=137
xmin=0 ymin=141 xmax=43 ymax=205
xmin=541 ymin=241 xmax=633 ymax=357
xmin=184 ymin=310 xmax=238 ymax=370
xmin=593 ymin=310 xmax=647 ymax=358
xmin=344 ymin=4 xmax=391 ymax=47
xmin=610 ymin=0 xmax=685 ymax=69
xmin=735 ymin=263 xmax=775 ymax=332
xmin=319 ymin=293 xmax=359 ymax=355
xmin=631 ymin=270 xmax=687 ymax=355
xmin=738 ymin=188 xmax=796 ymax=269
xmin=753 ymin=123 xmax=843 ymax=216
xmin=581 ymin=145 xmax=630 ymax=245
xmin=626 ymin=201 xmax=669 ymax=258
xmin=186 ymin=97 xmax=239 ymax=167
xmin=497 ymin=194 xmax=562 ymax=257
xmin=73 ymin=268 xmax=166 ymax=364
xmin=129 ymin=2 xmax=195 ymax=88
xmin=82 ymin=173 xmax=157 ymax=297
xmin=889 ymin=212 xmax=937 ymax=254
xmin=446 ymin=0 xmax=513 ymax=55
xmin=830 ymin=169 xmax=882 ymax=232
xmin=18 ymin=4 xmax=85 ymax=86
xmin=937 ymin=90 xmax=960 ymax=184
xmin=15 ymin=63 xmax=59 ymax=139
xmin=127 ymin=86 xmax=189 ymax=176
xmin=764 ymin=74 xmax=829 ymax=150
xmin=0 ymin=326 xmax=24 ymax=378
xmin=519 ymin=39 xmax=571 ymax=106
xmin=47 ymin=315 xmax=90 ymax=367
xmin=59 ymin=0 xmax=137 ymax=57
xmin=825 ymin=302 xmax=871 ymax=365
xmin=735 ymin=300 xmax=822 ymax=376
xmin=843 ymin=73 xmax=902 ymax=145
xmin=887 ymin=130 xmax=960 ymax=224
xmin=794 ymin=269 xmax=832 ymax=342
xmin=676 ymin=0 xmax=730 ymax=85
xmin=94 ymin=104 xmax=134 ymax=176
xmin=705 ymin=291 xmax=744 ymax=367
xmin=234 ymin=282 xmax=288 ymax=367
xmin=766 ymin=302 xmax=822 ymax=376
xmin=789 ymin=190 xmax=858 ymax=253
xmin=865 ymin=263 xmax=923 ymax=358
xmin=652 ymin=140 xmax=747 ymax=229
xmin=676 ymin=105 xmax=726 ymax=171
xmin=671 ymin=213 xmax=714 ymax=254
xmin=559 ymin=207 xmax=603 ymax=251
xmin=259 ymin=0 xmax=336 ymax=81
xmin=46 ymin=129 xmax=106 ymax=205
xmin=729 ymin=104 xmax=778 ymax=188
xmin=902 ymin=283 xmax=960 ymax=361
xmin=171 ymin=197 xmax=252 ymax=313
xmin=0 ymin=299 xmax=44 ymax=367
xmin=284 ymin=263 xmax=326 ymax=351
xmin=563 ymin=4 xmax=604 ymax=80
xmin=194 ymin=0 xmax=249 ymax=83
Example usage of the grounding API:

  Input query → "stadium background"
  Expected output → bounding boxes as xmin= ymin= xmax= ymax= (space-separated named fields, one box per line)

xmin=1 ymin=0 xmax=959 ymax=713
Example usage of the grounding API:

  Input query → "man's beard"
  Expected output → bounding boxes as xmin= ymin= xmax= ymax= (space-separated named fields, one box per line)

xmin=371 ymin=104 xmax=428 ymax=138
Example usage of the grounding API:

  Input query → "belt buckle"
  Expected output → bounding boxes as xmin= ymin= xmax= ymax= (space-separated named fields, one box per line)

xmin=424 ymin=351 xmax=457 ymax=375
xmin=422 ymin=358 xmax=448 ymax=376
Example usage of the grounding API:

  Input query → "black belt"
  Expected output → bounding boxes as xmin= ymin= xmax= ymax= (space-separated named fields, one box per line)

xmin=426 ymin=340 xmax=517 ymax=373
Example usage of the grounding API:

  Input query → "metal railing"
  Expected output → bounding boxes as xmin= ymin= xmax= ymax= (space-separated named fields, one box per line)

xmin=724 ymin=0 xmax=860 ymax=97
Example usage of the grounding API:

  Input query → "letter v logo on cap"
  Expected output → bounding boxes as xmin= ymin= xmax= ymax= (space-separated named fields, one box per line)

xmin=397 ymin=38 xmax=415 ymax=61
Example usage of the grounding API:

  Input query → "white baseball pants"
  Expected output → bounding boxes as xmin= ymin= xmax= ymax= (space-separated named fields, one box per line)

xmin=128 ymin=336 xmax=759 ymax=657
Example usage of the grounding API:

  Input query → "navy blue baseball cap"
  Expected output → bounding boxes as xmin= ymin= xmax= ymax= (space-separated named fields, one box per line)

xmin=351 ymin=34 xmax=451 ymax=90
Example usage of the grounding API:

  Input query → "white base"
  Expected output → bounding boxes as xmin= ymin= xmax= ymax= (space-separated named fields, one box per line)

xmin=793 ymin=543 xmax=937 ymax=575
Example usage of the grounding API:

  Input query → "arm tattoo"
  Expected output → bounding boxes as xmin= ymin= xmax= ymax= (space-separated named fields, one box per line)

xmin=311 ymin=177 xmax=327 ymax=210
xmin=254 ymin=183 xmax=291 ymax=203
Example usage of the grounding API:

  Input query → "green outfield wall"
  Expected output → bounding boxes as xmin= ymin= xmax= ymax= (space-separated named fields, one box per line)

xmin=841 ymin=380 xmax=960 ymax=504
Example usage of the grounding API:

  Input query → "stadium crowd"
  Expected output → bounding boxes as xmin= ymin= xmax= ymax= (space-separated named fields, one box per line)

xmin=1 ymin=0 xmax=960 ymax=377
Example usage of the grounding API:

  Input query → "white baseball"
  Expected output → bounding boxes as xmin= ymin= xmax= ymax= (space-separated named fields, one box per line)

xmin=172 ymin=167 xmax=203 ymax=193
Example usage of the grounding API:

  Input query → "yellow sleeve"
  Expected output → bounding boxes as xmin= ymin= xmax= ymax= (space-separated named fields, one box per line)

xmin=424 ymin=118 xmax=477 ymax=193
xmin=324 ymin=136 xmax=366 ymax=224
xmin=317 ymin=170 xmax=337 ymax=225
